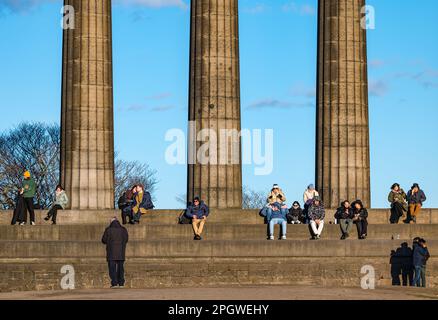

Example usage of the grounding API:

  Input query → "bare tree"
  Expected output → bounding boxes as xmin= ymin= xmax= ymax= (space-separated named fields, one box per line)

xmin=0 ymin=122 xmax=158 ymax=209
xmin=242 ymin=185 xmax=267 ymax=209
xmin=0 ymin=122 xmax=60 ymax=209
xmin=114 ymin=156 xmax=158 ymax=204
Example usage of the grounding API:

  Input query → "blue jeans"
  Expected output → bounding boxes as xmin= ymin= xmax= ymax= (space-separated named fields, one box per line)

xmin=269 ymin=218 xmax=287 ymax=236
xmin=414 ymin=265 xmax=426 ymax=287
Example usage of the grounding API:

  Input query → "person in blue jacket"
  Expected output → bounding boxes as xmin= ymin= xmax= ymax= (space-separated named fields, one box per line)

xmin=413 ymin=238 xmax=430 ymax=287
xmin=186 ymin=197 xmax=209 ymax=240
xmin=268 ymin=202 xmax=288 ymax=240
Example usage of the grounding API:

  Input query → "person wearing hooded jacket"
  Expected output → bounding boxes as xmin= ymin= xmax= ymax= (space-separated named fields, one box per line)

xmin=11 ymin=187 xmax=26 ymax=225
xmin=102 ymin=217 xmax=129 ymax=288
xmin=308 ymin=197 xmax=325 ymax=240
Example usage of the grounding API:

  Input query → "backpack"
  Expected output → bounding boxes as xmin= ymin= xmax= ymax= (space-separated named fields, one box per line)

xmin=178 ymin=210 xmax=192 ymax=224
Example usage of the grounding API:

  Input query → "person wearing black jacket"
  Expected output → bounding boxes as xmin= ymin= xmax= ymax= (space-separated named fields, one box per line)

xmin=102 ymin=217 xmax=129 ymax=288
xmin=287 ymin=201 xmax=303 ymax=224
xmin=11 ymin=188 xmax=25 ymax=225
xmin=117 ymin=186 xmax=136 ymax=225
xmin=335 ymin=201 xmax=354 ymax=240
xmin=351 ymin=200 xmax=368 ymax=239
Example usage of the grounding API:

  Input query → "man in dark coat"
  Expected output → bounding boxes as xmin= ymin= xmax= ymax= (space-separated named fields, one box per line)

xmin=11 ymin=188 xmax=25 ymax=225
xmin=102 ymin=217 xmax=129 ymax=288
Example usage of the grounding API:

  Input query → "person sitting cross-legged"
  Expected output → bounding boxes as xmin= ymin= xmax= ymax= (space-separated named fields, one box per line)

xmin=186 ymin=197 xmax=209 ymax=240
xmin=268 ymin=202 xmax=288 ymax=240
xmin=132 ymin=184 xmax=154 ymax=224
xmin=335 ymin=200 xmax=354 ymax=240
xmin=308 ymin=197 xmax=325 ymax=240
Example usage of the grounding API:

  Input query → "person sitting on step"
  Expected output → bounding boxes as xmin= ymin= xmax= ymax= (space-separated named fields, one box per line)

xmin=388 ymin=183 xmax=408 ymax=224
xmin=287 ymin=201 xmax=304 ymax=224
xmin=186 ymin=197 xmax=209 ymax=240
xmin=406 ymin=183 xmax=427 ymax=224
xmin=132 ymin=184 xmax=155 ymax=224
xmin=44 ymin=185 xmax=69 ymax=225
xmin=308 ymin=197 xmax=325 ymax=240
xmin=117 ymin=185 xmax=136 ymax=225
xmin=268 ymin=202 xmax=287 ymax=240
xmin=351 ymin=199 xmax=368 ymax=239
xmin=265 ymin=184 xmax=288 ymax=222
xmin=335 ymin=200 xmax=354 ymax=240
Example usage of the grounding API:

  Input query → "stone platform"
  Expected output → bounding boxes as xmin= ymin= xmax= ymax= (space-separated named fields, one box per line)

xmin=0 ymin=209 xmax=436 ymax=293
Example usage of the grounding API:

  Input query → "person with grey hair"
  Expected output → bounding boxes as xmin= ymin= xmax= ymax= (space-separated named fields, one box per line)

xmin=102 ymin=217 xmax=129 ymax=288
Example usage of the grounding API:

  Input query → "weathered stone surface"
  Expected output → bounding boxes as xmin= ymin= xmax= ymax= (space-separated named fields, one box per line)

xmin=316 ymin=0 xmax=371 ymax=208
xmin=187 ymin=0 xmax=242 ymax=208
xmin=0 ymin=224 xmax=437 ymax=241
xmin=2 ymin=209 xmax=438 ymax=225
xmin=60 ymin=0 xmax=114 ymax=209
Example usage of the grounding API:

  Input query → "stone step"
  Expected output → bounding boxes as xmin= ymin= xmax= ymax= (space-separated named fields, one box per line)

xmin=0 ymin=239 xmax=436 ymax=258
xmin=1 ymin=255 xmax=437 ymax=292
xmin=1 ymin=224 xmax=437 ymax=241
xmin=1 ymin=208 xmax=438 ymax=225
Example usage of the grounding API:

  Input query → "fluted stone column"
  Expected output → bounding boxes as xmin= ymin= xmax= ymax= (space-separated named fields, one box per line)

xmin=60 ymin=0 xmax=114 ymax=209
xmin=316 ymin=0 xmax=371 ymax=208
xmin=187 ymin=0 xmax=243 ymax=208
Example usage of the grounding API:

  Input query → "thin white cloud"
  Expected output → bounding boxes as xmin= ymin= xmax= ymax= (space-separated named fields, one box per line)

xmin=369 ymin=80 xmax=389 ymax=97
xmin=247 ymin=99 xmax=313 ymax=110
xmin=243 ymin=3 xmax=269 ymax=15
xmin=369 ymin=59 xmax=386 ymax=68
xmin=115 ymin=0 xmax=187 ymax=9
xmin=291 ymin=83 xmax=316 ymax=98
xmin=282 ymin=2 xmax=316 ymax=16
xmin=146 ymin=92 xmax=172 ymax=100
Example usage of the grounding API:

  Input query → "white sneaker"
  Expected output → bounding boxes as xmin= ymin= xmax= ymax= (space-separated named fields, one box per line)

xmin=19 ymin=222 xmax=25 ymax=226
xmin=31 ymin=221 xmax=36 ymax=226
xmin=281 ymin=235 xmax=287 ymax=240
xmin=269 ymin=235 xmax=274 ymax=240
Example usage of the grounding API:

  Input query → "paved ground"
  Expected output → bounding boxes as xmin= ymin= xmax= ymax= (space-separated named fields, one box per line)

xmin=0 ymin=286 xmax=437 ymax=300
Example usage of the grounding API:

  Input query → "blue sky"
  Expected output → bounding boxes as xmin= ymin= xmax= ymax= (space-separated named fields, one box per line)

xmin=0 ymin=0 xmax=437 ymax=209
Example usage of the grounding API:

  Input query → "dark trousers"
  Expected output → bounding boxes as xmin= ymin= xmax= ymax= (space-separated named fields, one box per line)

xmin=390 ymin=202 xmax=404 ymax=224
xmin=23 ymin=197 xmax=35 ymax=223
xmin=108 ymin=260 xmax=125 ymax=286
xmin=47 ymin=204 xmax=62 ymax=223
xmin=121 ymin=208 xmax=133 ymax=225
xmin=356 ymin=219 xmax=368 ymax=237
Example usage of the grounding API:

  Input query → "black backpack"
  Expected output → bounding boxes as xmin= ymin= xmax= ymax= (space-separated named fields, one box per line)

xmin=178 ymin=210 xmax=191 ymax=224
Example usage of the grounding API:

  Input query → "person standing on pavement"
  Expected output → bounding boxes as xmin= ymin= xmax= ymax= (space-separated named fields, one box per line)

xmin=102 ymin=217 xmax=129 ymax=289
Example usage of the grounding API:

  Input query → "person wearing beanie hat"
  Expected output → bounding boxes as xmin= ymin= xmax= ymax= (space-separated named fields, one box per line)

xmin=406 ymin=183 xmax=427 ymax=224
xmin=20 ymin=170 xmax=37 ymax=226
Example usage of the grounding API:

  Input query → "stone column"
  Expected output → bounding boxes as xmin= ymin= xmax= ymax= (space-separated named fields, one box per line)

xmin=316 ymin=0 xmax=371 ymax=208
xmin=187 ymin=0 xmax=243 ymax=208
xmin=60 ymin=0 xmax=114 ymax=209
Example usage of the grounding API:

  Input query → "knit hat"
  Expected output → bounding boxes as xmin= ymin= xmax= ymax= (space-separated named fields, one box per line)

xmin=23 ymin=171 xmax=31 ymax=178
xmin=308 ymin=184 xmax=315 ymax=190
xmin=272 ymin=184 xmax=280 ymax=189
